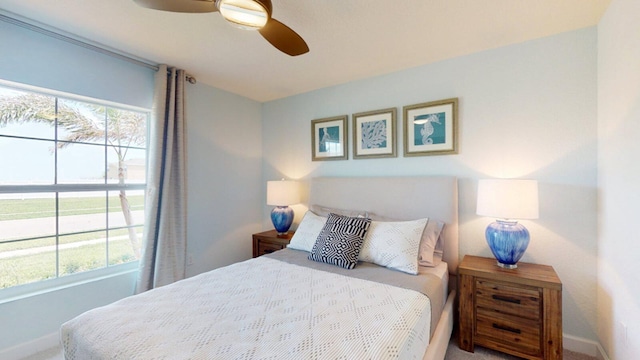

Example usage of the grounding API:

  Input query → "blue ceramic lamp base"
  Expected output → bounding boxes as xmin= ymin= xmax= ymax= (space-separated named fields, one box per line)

xmin=271 ymin=206 xmax=294 ymax=235
xmin=485 ymin=220 xmax=530 ymax=269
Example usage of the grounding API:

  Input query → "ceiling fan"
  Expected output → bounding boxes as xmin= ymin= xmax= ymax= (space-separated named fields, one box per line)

xmin=133 ymin=0 xmax=309 ymax=56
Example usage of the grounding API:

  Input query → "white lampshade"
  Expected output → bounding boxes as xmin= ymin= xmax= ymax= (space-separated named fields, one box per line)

xmin=477 ymin=179 xmax=539 ymax=220
xmin=267 ymin=180 xmax=300 ymax=206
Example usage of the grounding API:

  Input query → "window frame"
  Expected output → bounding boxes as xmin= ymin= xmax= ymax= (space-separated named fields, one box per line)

xmin=0 ymin=79 xmax=150 ymax=296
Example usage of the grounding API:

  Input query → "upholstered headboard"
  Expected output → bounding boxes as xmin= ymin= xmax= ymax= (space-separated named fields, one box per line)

xmin=308 ymin=176 xmax=459 ymax=274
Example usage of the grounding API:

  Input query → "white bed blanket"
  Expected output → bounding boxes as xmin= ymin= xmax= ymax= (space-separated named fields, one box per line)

xmin=61 ymin=257 xmax=431 ymax=359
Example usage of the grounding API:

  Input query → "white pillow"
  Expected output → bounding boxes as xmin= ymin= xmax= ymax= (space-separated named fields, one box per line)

xmin=358 ymin=218 xmax=428 ymax=275
xmin=309 ymin=204 xmax=368 ymax=218
xmin=287 ymin=211 xmax=327 ymax=252
xmin=418 ymin=219 xmax=445 ymax=267
xmin=368 ymin=213 xmax=445 ymax=268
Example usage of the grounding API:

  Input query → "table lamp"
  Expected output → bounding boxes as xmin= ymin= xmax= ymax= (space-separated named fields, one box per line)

xmin=476 ymin=179 xmax=539 ymax=269
xmin=267 ymin=179 xmax=300 ymax=235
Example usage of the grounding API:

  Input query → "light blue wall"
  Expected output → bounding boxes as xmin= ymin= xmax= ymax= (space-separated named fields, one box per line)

xmin=262 ymin=28 xmax=599 ymax=341
xmin=185 ymin=83 xmax=263 ymax=277
xmin=0 ymin=270 xmax=138 ymax=352
xmin=597 ymin=0 xmax=640 ymax=358
xmin=0 ymin=19 xmax=263 ymax=351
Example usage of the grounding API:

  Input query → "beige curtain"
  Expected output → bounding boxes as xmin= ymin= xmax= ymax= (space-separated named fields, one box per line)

xmin=136 ymin=64 xmax=188 ymax=293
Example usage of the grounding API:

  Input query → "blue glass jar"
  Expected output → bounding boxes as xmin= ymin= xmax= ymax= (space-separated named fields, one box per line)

xmin=271 ymin=206 xmax=294 ymax=234
xmin=485 ymin=220 xmax=530 ymax=269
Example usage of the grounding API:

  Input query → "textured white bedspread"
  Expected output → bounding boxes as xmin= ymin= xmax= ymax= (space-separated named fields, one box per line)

xmin=61 ymin=257 xmax=431 ymax=359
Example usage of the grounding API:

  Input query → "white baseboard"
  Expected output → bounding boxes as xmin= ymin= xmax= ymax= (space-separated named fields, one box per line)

xmin=0 ymin=332 xmax=59 ymax=360
xmin=564 ymin=333 xmax=610 ymax=360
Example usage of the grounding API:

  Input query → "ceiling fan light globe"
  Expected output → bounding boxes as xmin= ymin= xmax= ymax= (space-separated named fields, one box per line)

xmin=217 ymin=0 xmax=269 ymax=30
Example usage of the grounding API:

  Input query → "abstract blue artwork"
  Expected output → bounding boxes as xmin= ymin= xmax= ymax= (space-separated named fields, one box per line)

xmin=360 ymin=120 xmax=387 ymax=149
xmin=318 ymin=126 xmax=340 ymax=153
xmin=413 ymin=112 xmax=445 ymax=145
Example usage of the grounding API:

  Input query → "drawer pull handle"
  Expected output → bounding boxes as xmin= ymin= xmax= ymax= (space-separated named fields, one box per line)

xmin=492 ymin=294 xmax=521 ymax=304
xmin=492 ymin=323 xmax=522 ymax=334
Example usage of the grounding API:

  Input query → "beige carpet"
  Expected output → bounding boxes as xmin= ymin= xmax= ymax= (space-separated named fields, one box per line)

xmin=24 ymin=339 xmax=599 ymax=360
xmin=444 ymin=337 xmax=598 ymax=360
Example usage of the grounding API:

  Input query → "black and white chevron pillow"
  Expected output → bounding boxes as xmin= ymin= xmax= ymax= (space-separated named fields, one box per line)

xmin=308 ymin=213 xmax=372 ymax=269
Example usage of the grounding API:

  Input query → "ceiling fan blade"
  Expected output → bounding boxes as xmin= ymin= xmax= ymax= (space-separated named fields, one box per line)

xmin=133 ymin=0 xmax=218 ymax=13
xmin=258 ymin=18 xmax=309 ymax=56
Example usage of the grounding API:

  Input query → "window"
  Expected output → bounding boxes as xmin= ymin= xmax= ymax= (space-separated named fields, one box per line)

xmin=0 ymin=82 xmax=148 ymax=290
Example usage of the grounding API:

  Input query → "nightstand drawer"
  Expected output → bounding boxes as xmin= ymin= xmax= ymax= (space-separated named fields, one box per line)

xmin=257 ymin=241 xmax=285 ymax=256
xmin=476 ymin=309 xmax=541 ymax=357
xmin=476 ymin=279 xmax=541 ymax=320
xmin=252 ymin=230 xmax=294 ymax=258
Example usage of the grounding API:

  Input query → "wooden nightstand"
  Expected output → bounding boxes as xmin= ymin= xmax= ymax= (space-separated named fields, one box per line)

xmin=458 ymin=255 xmax=562 ymax=360
xmin=252 ymin=230 xmax=294 ymax=258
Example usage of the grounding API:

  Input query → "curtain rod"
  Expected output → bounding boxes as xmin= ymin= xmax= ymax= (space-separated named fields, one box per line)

xmin=0 ymin=12 xmax=196 ymax=84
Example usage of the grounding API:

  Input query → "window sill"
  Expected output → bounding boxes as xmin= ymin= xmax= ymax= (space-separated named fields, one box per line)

xmin=0 ymin=261 xmax=139 ymax=305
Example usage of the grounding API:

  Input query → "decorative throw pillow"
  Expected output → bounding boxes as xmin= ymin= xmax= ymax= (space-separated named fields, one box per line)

xmin=308 ymin=213 xmax=371 ymax=269
xmin=358 ymin=218 xmax=428 ymax=275
xmin=287 ymin=211 xmax=327 ymax=252
xmin=418 ymin=219 xmax=445 ymax=267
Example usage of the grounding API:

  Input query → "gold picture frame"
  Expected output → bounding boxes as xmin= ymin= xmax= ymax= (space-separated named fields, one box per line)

xmin=352 ymin=107 xmax=397 ymax=159
xmin=403 ymin=98 xmax=458 ymax=156
xmin=311 ymin=115 xmax=348 ymax=161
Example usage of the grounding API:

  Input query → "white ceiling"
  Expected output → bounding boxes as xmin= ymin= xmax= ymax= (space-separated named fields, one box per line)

xmin=0 ymin=0 xmax=610 ymax=102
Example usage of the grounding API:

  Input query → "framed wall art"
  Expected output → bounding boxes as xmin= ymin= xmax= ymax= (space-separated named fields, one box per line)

xmin=403 ymin=98 xmax=458 ymax=156
xmin=311 ymin=115 xmax=348 ymax=161
xmin=352 ymin=107 xmax=397 ymax=159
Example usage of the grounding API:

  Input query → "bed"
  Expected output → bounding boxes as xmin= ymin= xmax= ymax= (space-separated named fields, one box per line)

xmin=60 ymin=176 xmax=459 ymax=359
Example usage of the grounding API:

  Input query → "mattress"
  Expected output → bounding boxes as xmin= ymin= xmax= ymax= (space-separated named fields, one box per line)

xmin=267 ymin=248 xmax=448 ymax=338
xmin=61 ymin=252 xmax=447 ymax=359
